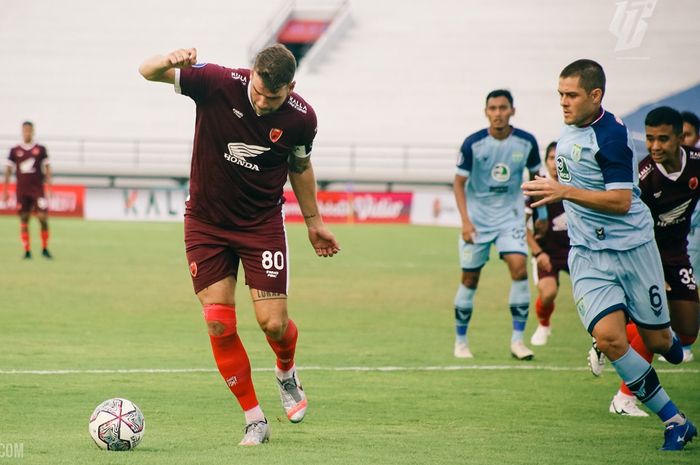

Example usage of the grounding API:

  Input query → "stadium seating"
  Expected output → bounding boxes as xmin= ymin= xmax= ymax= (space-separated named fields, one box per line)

xmin=0 ymin=0 xmax=697 ymax=184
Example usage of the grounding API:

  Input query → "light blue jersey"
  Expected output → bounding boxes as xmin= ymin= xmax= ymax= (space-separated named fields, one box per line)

xmin=456 ymin=128 xmax=541 ymax=236
xmin=555 ymin=110 xmax=654 ymax=251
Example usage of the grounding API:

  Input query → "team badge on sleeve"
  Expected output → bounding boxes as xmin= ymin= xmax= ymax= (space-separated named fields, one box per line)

xmin=269 ymin=128 xmax=283 ymax=143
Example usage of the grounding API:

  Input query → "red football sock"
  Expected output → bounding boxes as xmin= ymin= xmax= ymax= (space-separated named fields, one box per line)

xmin=679 ymin=333 xmax=696 ymax=346
xmin=266 ymin=319 xmax=298 ymax=371
xmin=41 ymin=229 xmax=49 ymax=249
xmin=204 ymin=304 xmax=259 ymax=411
xmin=620 ymin=323 xmax=653 ymax=396
xmin=20 ymin=222 xmax=30 ymax=251
xmin=535 ymin=296 xmax=555 ymax=327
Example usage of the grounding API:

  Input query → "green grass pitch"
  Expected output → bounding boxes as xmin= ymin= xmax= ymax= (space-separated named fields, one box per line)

xmin=0 ymin=217 xmax=698 ymax=464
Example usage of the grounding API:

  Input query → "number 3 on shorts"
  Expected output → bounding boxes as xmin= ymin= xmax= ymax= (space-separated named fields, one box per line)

xmin=262 ymin=250 xmax=285 ymax=270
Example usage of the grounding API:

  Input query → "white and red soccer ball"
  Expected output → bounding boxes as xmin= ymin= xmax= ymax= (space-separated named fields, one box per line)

xmin=88 ymin=398 xmax=145 ymax=451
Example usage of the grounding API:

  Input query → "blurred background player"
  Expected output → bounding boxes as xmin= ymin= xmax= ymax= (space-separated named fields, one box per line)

xmin=139 ymin=44 xmax=340 ymax=446
xmin=453 ymin=89 xmax=543 ymax=360
xmin=2 ymin=121 xmax=53 ymax=259
xmin=602 ymin=107 xmax=700 ymax=417
xmin=526 ymin=141 xmax=570 ymax=346
xmin=641 ymin=107 xmax=699 ymax=364
xmin=523 ymin=60 xmax=696 ymax=450
xmin=682 ymin=111 xmax=700 ymax=285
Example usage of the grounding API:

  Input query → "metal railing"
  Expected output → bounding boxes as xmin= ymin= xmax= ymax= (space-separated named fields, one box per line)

xmin=0 ymin=135 xmax=458 ymax=187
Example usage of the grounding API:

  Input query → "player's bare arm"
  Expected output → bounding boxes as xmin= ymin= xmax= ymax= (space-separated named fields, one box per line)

xmin=526 ymin=227 xmax=552 ymax=273
xmin=453 ymin=174 xmax=476 ymax=243
xmin=2 ymin=165 xmax=11 ymax=202
xmin=529 ymin=171 xmax=549 ymax=237
xmin=522 ymin=175 xmax=631 ymax=214
xmin=138 ymin=48 xmax=197 ymax=84
xmin=44 ymin=163 xmax=52 ymax=198
xmin=288 ymin=157 xmax=340 ymax=257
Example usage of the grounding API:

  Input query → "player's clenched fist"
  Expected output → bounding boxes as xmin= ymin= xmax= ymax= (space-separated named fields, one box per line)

xmin=166 ymin=48 xmax=197 ymax=68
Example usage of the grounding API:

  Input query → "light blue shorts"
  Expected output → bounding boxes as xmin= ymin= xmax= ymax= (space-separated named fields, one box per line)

xmin=568 ymin=241 xmax=671 ymax=334
xmin=459 ymin=224 xmax=527 ymax=271
xmin=688 ymin=227 xmax=700 ymax=274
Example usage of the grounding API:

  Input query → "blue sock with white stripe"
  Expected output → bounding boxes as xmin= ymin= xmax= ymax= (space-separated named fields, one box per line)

xmin=611 ymin=347 xmax=679 ymax=422
xmin=509 ymin=279 xmax=530 ymax=343
xmin=454 ymin=284 xmax=475 ymax=344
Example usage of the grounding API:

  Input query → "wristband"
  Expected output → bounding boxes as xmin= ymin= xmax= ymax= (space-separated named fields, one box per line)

xmin=533 ymin=251 xmax=544 ymax=258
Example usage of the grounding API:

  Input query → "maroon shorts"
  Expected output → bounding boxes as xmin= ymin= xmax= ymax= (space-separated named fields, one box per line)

xmin=664 ymin=264 xmax=699 ymax=302
xmin=533 ymin=258 xmax=569 ymax=284
xmin=17 ymin=195 xmax=48 ymax=214
xmin=184 ymin=213 xmax=288 ymax=295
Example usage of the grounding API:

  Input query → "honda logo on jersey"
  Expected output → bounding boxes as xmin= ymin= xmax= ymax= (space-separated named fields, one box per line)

xmin=223 ymin=142 xmax=270 ymax=171
xmin=269 ymin=128 xmax=283 ymax=143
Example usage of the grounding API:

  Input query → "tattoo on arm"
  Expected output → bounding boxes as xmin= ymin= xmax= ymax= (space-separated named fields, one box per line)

xmin=288 ymin=154 xmax=311 ymax=174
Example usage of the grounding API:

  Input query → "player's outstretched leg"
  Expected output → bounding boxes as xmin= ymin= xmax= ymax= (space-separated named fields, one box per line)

xmin=531 ymin=296 xmax=554 ymax=346
xmin=20 ymin=221 xmax=31 ymax=259
xmin=203 ymin=304 xmax=268 ymax=445
xmin=39 ymin=217 xmax=52 ymax=259
xmin=611 ymin=346 xmax=696 ymax=450
xmin=609 ymin=323 xmax=651 ymax=416
xmin=509 ymin=279 xmax=533 ymax=360
xmin=454 ymin=284 xmax=475 ymax=358
xmin=266 ymin=319 xmax=307 ymax=423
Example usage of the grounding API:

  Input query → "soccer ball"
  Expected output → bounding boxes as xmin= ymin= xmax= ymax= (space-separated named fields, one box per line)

xmin=88 ymin=398 xmax=145 ymax=451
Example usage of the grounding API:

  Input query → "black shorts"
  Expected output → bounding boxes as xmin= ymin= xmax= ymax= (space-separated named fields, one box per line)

xmin=664 ymin=264 xmax=699 ymax=302
xmin=17 ymin=195 xmax=48 ymax=214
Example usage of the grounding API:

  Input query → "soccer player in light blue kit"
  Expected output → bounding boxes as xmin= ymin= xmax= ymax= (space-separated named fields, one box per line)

xmin=453 ymin=89 xmax=544 ymax=360
xmin=523 ymin=59 xmax=696 ymax=451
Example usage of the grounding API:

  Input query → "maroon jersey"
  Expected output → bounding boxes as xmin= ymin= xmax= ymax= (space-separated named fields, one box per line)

xmin=638 ymin=146 xmax=700 ymax=266
xmin=177 ymin=65 xmax=317 ymax=228
xmin=7 ymin=144 xmax=48 ymax=198
xmin=527 ymin=197 xmax=570 ymax=263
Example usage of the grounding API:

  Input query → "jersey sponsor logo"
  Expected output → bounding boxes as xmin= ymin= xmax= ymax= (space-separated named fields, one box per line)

xmin=288 ymin=96 xmax=307 ymax=114
xmin=231 ymin=72 xmax=248 ymax=85
xmin=269 ymin=128 xmax=283 ymax=143
xmin=689 ymin=177 xmax=698 ymax=190
xmin=489 ymin=186 xmax=508 ymax=193
xmin=556 ymin=156 xmax=571 ymax=182
xmin=223 ymin=143 xmax=270 ymax=171
xmin=552 ymin=212 xmax=568 ymax=232
xmin=18 ymin=157 xmax=37 ymax=174
xmin=639 ymin=163 xmax=652 ymax=180
xmin=232 ymin=107 xmax=244 ymax=118
xmin=491 ymin=163 xmax=510 ymax=182
xmin=571 ymin=144 xmax=582 ymax=162
xmin=511 ymin=151 xmax=524 ymax=162
xmin=658 ymin=199 xmax=692 ymax=227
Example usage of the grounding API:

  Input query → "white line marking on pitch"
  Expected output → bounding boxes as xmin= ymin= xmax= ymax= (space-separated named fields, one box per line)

xmin=0 ymin=365 xmax=697 ymax=375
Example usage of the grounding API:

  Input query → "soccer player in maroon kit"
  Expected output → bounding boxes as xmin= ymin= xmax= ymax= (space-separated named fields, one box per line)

xmin=603 ymin=107 xmax=700 ymax=416
xmin=2 ymin=121 xmax=53 ymax=259
xmin=526 ymin=142 xmax=570 ymax=346
xmin=139 ymin=44 xmax=340 ymax=446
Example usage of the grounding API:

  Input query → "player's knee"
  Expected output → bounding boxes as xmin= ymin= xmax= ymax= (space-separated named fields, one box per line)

xmin=511 ymin=268 xmax=527 ymax=281
xmin=260 ymin=317 xmax=287 ymax=340
xmin=646 ymin=330 xmax=673 ymax=353
xmin=203 ymin=304 xmax=237 ymax=338
xmin=595 ymin=334 xmax=628 ymax=359
xmin=461 ymin=275 xmax=479 ymax=288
